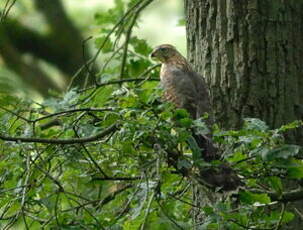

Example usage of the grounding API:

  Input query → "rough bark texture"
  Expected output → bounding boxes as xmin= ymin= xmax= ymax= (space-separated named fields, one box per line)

xmin=185 ymin=0 xmax=303 ymax=229
xmin=185 ymin=0 xmax=303 ymax=142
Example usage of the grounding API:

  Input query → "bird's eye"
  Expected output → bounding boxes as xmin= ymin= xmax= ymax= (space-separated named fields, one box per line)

xmin=160 ymin=47 xmax=167 ymax=52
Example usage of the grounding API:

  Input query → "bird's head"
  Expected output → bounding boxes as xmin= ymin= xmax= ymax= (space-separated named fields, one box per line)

xmin=150 ymin=44 xmax=180 ymax=63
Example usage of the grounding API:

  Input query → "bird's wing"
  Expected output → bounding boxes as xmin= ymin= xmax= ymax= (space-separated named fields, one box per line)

xmin=187 ymin=71 xmax=212 ymax=119
xmin=161 ymin=68 xmax=200 ymax=118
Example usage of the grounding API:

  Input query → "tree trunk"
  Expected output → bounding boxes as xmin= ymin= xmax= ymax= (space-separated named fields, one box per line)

xmin=185 ymin=0 xmax=303 ymax=141
xmin=185 ymin=0 xmax=303 ymax=228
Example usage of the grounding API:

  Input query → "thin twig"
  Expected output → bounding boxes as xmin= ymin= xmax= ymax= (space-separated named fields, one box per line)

xmin=157 ymin=199 xmax=185 ymax=230
xmin=73 ymin=128 xmax=108 ymax=178
xmin=0 ymin=105 xmax=32 ymax=123
xmin=140 ymin=191 xmax=156 ymax=230
xmin=0 ymin=0 xmax=17 ymax=23
xmin=81 ymin=36 xmax=95 ymax=86
xmin=20 ymin=153 xmax=31 ymax=230
xmin=92 ymin=176 xmax=141 ymax=181
xmin=274 ymin=203 xmax=286 ymax=230
xmin=120 ymin=0 xmax=155 ymax=81
xmin=0 ymin=123 xmax=118 ymax=144
xmin=34 ymin=107 xmax=114 ymax=122
xmin=83 ymin=0 xmax=145 ymax=80
xmin=79 ymin=77 xmax=159 ymax=93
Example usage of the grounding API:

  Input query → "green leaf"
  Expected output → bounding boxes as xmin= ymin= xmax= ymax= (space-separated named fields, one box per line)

xmin=128 ymin=59 xmax=149 ymax=77
xmin=173 ymin=109 xmax=190 ymax=120
xmin=187 ymin=136 xmax=201 ymax=163
xmin=102 ymin=112 xmax=120 ymax=126
xmin=131 ymin=36 xmax=152 ymax=56
xmin=263 ymin=145 xmax=300 ymax=161
xmin=282 ymin=211 xmax=295 ymax=223
xmin=267 ymin=176 xmax=283 ymax=195
xmin=193 ymin=118 xmax=209 ymax=135
xmin=177 ymin=18 xmax=185 ymax=26
xmin=244 ymin=118 xmax=268 ymax=131
xmin=94 ymin=86 xmax=114 ymax=106
xmin=286 ymin=160 xmax=303 ymax=179
xmin=239 ymin=191 xmax=271 ymax=204
xmin=177 ymin=159 xmax=192 ymax=170
xmin=266 ymin=210 xmax=295 ymax=224
xmin=277 ymin=120 xmax=303 ymax=132
xmin=178 ymin=118 xmax=192 ymax=128
xmin=95 ymin=36 xmax=113 ymax=53
xmin=250 ymin=147 xmax=269 ymax=158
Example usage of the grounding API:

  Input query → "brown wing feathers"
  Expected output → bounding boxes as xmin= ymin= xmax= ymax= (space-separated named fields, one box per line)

xmin=151 ymin=44 xmax=217 ymax=161
xmin=151 ymin=44 xmax=242 ymax=190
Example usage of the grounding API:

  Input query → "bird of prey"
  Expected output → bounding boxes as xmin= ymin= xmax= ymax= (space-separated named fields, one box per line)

xmin=150 ymin=44 xmax=242 ymax=190
xmin=151 ymin=44 xmax=211 ymax=121
xmin=150 ymin=44 xmax=217 ymax=161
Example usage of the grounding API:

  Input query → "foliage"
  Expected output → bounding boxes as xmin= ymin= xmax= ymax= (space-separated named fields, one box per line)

xmin=1 ymin=0 xmax=303 ymax=230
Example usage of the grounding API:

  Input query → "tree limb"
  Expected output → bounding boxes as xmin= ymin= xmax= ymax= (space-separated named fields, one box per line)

xmin=270 ymin=189 xmax=303 ymax=202
xmin=0 ymin=35 xmax=62 ymax=95
xmin=0 ymin=124 xmax=118 ymax=144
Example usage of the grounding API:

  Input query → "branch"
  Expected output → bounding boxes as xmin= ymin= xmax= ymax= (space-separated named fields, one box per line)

xmin=34 ymin=0 xmax=97 ymax=86
xmin=79 ymin=77 xmax=159 ymax=93
xmin=270 ymin=188 xmax=303 ymax=202
xmin=244 ymin=187 xmax=303 ymax=203
xmin=0 ymin=34 xmax=62 ymax=95
xmin=0 ymin=0 xmax=17 ymax=24
xmin=62 ymin=184 xmax=133 ymax=213
xmin=92 ymin=176 xmax=141 ymax=181
xmin=0 ymin=124 xmax=118 ymax=144
xmin=119 ymin=0 xmax=154 ymax=80
xmin=34 ymin=107 xmax=114 ymax=122
xmin=0 ymin=0 xmax=17 ymax=23
xmin=1 ymin=15 xmax=95 ymax=87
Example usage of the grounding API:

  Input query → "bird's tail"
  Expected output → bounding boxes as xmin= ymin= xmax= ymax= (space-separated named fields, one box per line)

xmin=190 ymin=133 xmax=242 ymax=190
xmin=192 ymin=133 xmax=219 ymax=162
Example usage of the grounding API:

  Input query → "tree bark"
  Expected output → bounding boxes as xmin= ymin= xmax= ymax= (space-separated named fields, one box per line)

xmin=185 ymin=0 xmax=303 ymax=142
xmin=185 ymin=0 xmax=303 ymax=229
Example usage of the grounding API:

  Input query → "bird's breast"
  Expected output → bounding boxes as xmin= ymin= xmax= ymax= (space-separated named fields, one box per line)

xmin=160 ymin=64 xmax=181 ymax=81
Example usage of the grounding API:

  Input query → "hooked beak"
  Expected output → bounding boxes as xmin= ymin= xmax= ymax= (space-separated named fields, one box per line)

xmin=150 ymin=51 xmax=156 ymax=58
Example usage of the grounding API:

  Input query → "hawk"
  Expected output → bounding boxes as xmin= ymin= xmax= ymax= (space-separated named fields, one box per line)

xmin=151 ymin=44 xmax=242 ymax=190
xmin=151 ymin=44 xmax=217 ymax=161
xmin=151 ymin=44 xmax=211 ymax=120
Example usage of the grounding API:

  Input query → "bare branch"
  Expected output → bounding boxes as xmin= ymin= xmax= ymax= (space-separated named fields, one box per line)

xmin=34 ymin=107 xmax=114 ymax=122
